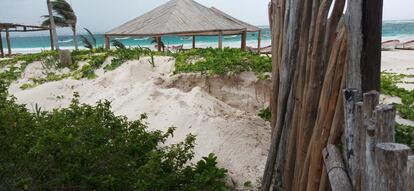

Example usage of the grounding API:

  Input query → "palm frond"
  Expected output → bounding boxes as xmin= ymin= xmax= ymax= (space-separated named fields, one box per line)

xmin=112 ymin=40 xmax=126 ymax=49
xmin=84 ymin=28 xmax=97 ymax=47
xmin=41 ymin=15 xmax=69 ymax=27
xmin=81 ymin=35 xmax=94 ymax=50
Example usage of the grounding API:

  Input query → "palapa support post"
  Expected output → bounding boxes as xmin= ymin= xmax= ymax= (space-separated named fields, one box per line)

xmin=322 ymin=144 xmax=353 ymax=191
xmin=156 ymin=37 xmax=162 ymax=52
xmin=257 ymin=30 xmax=261 ymax=53
xmin=104 ymin=35 xmax=110 ymax=49
xmin=192 ymin=35 xmax=196 ymax=49
xmin=373 ymin=143 xmax=409 ymax=191
xmin=49 ymin=28 xmax=54 ymax=50
xmin=241 ymin=30 xmax=247 ymax=51
xmin=5 ymin=28 xmax=11 ymax=57
xmin=0 ymin=30 xmax=4 ymax=58
xmin=218 ymin=31 xmax=223 ymax=49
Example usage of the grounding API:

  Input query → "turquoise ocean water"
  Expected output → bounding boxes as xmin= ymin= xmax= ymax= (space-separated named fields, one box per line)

xmin=2 ymin=20 xmax=414 ymax=53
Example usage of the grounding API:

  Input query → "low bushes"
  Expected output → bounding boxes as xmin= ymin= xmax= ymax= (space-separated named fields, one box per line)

xmin=174 ymin=48 xmax=271 ymax=79
xmin=0 ymin=79 xmax=229 ymax=190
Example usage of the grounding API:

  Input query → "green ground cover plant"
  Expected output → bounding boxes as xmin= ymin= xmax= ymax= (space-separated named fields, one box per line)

xmin=174 ymin=48 xmax=271 ymax=78
xmin=381 ymin=72 xmax=414 ymax=121
xmin=0 ymin=78 xmax=230 ymax=190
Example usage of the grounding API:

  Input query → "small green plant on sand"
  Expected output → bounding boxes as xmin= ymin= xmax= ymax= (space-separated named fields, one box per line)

xmin=258 ymin=107 xmax=271 ymax=122
xmin=174 ymin=48 xmax=271 ymax=77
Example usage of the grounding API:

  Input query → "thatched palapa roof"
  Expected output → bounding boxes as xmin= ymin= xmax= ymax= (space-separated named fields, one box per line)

xmin=106 ymin=0 xmax=260 ymax=37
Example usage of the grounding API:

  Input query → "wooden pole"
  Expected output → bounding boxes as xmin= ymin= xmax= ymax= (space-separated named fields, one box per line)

xmin=192 ymin=35 xmax=196 ymax=49
xmin=156 ymin=37 xmax=162 ymax=52
xmin=241 ymin=31 xmax=247 ymax=51
xmin=0 ymin=30 xmax=4 ymax=58
xmin=257 ymin=30 xmax=262 ymax=53
xmin=408 ymin=156 xmax=414 ymax=190
xmin=218 ymin=31 xmax=223 ymax=49
xmin=104 ymin=35 xmax=110 ymax=49
xmin=49 ymin=29 xmax=54 ymax=51
xmin=361 ymin=91 xmax=380 ymax=191
xmin=322 ymin=144 xmax=353 ymax=191
xmin=5 ymin=28 xmax=11 ymax=57
xmin=373 ymin=143 xmax=409 ymax=191
xmin=343 ymin=89 xmax=360 ymax=181
xmin=361 ymin=0 xmax=383 ymax=93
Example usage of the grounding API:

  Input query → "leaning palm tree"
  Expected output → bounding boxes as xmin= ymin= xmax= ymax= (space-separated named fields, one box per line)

xmin=42 ymin=0 xmax=78 ymax=50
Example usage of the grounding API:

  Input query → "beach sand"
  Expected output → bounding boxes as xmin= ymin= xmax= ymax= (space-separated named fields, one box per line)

xmin=7 ymin=56 xmax=272 ymax=189
xmin=2 ymin=49 xmax=413 ymax=188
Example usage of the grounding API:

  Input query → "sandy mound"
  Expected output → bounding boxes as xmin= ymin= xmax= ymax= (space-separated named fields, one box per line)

xmin=8 ymin=56 xmax=271 ymax=189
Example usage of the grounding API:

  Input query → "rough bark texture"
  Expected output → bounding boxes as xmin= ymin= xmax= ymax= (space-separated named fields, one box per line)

xmin=262 ymin=0 xmax=390 ymax=190
xmin=323 ymin=144 xmax=353 ymax=191
xmin=373 ymin=143 xmax=409 ymax=191
xmin=408 ymin=156 xmax=414 ymax=191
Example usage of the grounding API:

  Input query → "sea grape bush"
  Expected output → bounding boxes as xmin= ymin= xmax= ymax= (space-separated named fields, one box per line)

xmin=0 ymin=79 xmax=230 ymax=190
xmin=174 ymin=48 xmax=272 ymax=77
xmin=380 ymin=72 xmax=414 ymax=150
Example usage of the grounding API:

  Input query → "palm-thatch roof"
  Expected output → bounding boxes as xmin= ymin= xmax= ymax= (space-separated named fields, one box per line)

xmin=106 ymin=0 xmax=260 ymax=37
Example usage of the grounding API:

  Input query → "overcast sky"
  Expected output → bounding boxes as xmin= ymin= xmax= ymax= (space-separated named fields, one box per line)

xmin=0 ymin=0 xmax=413 ymax=34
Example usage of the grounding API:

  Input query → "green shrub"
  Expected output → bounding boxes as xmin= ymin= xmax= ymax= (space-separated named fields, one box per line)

xmin=258 ymin=107 xmax=271 ymax=122
xmin=0 ymin=79 xmax=229 ymax=190
xmin=174 ymin=48 xmax=271 ymax=77
xmin=396 ymin=123 xmax=414 ymax=150
xmin=381 ymin=72 xmax=414 ymax=121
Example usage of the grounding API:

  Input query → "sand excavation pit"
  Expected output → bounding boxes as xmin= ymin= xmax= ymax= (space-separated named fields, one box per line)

xmin=7 ymin=56 xmax=272 ymax=189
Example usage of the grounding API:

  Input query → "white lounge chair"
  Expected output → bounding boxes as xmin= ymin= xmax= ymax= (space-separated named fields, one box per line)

xmin=381 ymin=40 xmax=400 ymax=51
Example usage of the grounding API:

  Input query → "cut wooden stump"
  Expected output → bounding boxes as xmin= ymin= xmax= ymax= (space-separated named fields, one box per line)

xmin=373 ymin=143 xmax=409 ymax=191
xmin=59 ymin=50 xmax=72 ymax=67
xmin=408 ymin=156 xmax=414 ymax=190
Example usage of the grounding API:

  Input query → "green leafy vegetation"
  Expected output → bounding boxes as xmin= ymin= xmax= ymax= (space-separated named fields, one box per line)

xmin=380 ymin=72 xmax=414 ymax=149
xmin=104 ymin=47 xmax=155 ymax=71
xmin=174 ymin=48 xmax=271 ymax=77
xmin=258 ymin=107 xmax=271 ymax=122
xmin=396 ymin=124 xmax=414 ymax=150
xmin=381 ymin=72 xmax=414 ymax=121
xmin=0 ymin=78 xmax=230 ymax=190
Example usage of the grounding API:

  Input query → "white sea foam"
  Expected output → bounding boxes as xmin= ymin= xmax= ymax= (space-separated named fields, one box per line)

xmin=10 ymin=39 xmax=272 ymax=54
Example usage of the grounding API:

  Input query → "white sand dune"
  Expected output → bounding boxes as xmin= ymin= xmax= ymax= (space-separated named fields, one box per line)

xmin=8 ymin=56 xmax=271 ymax=189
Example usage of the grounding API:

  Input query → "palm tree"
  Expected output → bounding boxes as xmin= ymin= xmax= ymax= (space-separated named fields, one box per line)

xmin=42 ymin=0 xmax=78 ymax=50
xmin=46 ymin=0 xmax=59 ymax=50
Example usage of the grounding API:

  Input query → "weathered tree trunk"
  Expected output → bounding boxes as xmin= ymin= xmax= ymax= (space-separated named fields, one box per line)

xmin=47 ymin=0 xmax=59 ymax=50
xmin=72 ymin=26 xmax=78 ymax=50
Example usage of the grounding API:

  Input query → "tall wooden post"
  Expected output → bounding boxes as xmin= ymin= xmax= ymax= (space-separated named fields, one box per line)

xmin=156 ymin=37 xmax=162 ymax=52
xmin=49 ymin=29 xmax=54 ymax=50
xmin=104 ymin=35 xmax=110 ymax=49
xmin=218 ymin=31 xmax=223 ymax=49
xmin=0 ymin=30 xmax=4 ymax=58
xmin=257 ymin=30 xmax=262 ymax=53
xmin=5 ymin=28 xmax=11 ymax=57
xmin=241 ymin=31 xmax=247 ymax=51
xmin=192 ymin=35 xmax=196 ymax=49
xmin=361 ymin=0 xmax=383 ymax=93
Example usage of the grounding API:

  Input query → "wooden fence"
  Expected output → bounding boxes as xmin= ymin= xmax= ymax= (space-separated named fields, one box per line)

xmin=323 ymin=90 xmax=413 ymax=191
